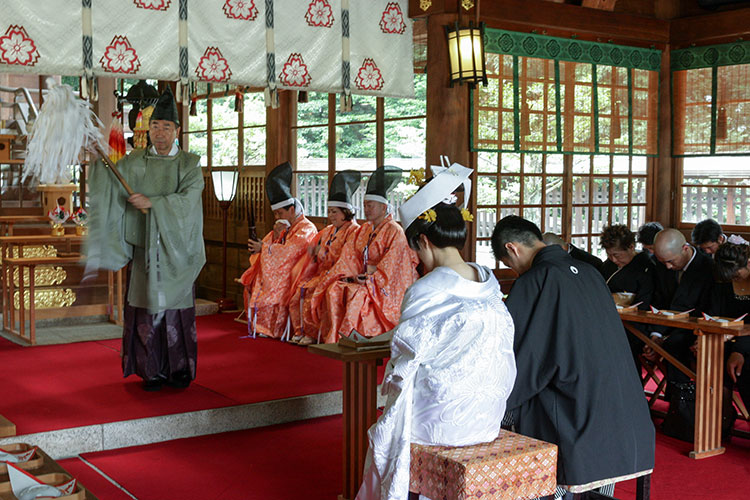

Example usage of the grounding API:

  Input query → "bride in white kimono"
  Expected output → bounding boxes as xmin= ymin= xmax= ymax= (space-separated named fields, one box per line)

xmin=356 ymin=163 xmax=517 ymax=500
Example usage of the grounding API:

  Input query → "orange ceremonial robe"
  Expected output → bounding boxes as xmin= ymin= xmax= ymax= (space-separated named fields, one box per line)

xmin=318 ymin=214 xmax=418 ymax=340
xmin=241 ymin=215 xmax=317 ymax=339
xmin=289 ymin=220 xmax=360 ymax=341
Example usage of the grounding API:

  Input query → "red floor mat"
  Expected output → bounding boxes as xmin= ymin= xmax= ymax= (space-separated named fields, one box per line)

xmin=56 ymin=457 xmax=134 ymax=500
xmin=78 ymin=413 xmax=750 ymax=500
xmin=81 ymin=415 xmax=343 ymax=500
xmin=0 ymin=314 xmax=345 ymax=434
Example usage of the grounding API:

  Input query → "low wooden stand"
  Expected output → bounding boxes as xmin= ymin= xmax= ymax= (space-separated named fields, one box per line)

xmin=308 ymin=343 xmax=390 ymax=500
xmin=3 ymin=256 xmax=124 ymax=345
xmin=0 ymin=446 xmax=98 ymax=499
xmin=0 ymin=415 xmax=14 ymax=438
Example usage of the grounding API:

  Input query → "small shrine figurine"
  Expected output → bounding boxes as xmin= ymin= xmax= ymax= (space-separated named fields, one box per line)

xmin=48 ymin=205 xmax=71 ymax=236
xmin=72 ymin=207 xmax=88 ymax=236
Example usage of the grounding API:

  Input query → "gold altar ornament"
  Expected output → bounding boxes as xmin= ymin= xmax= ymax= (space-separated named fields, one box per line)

xmin=13 ymin=265 xmax=67 ymax=287
xmin=420 ymin=0 xmax=432 ymax=11
xmin=0 ymin=245 xmax=57 ymax=263
xmin=51 ymin=223 xmax=65 ymax=236
xmin=75 ymin=225 xmax=88 ymax=236
xmin=14 ymin=288 xmax=76 ymax=310
xmin=461 ymin=0 xmax=475 ymax=10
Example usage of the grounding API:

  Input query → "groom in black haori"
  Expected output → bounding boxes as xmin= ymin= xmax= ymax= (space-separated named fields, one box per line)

xmin=87 ymin=86 xmax=205 ymax=391
xmin=492 ymin=216 xmax=654 ymax=498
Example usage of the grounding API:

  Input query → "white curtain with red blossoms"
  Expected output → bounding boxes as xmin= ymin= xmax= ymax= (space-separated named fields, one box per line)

xmin=348 ymin=0 xmax=413 ymax=97
xmin=92 ymin=0 xmax=180 ymax=81
xmin=0 ymin=0 xmax=414 ymax=100
xmin=0 ymin=1 xmax=81 ymax=76
xmin=272 ymin=0 xmax=342 ymax=93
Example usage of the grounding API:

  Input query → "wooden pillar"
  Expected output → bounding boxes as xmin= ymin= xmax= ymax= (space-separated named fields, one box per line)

xmin=654 ymin=48 xmax=673 ymax=225
xmin=426 ymin=14 xmax=471 ymax=170
xmin=426 ymin=13 xmax=474 ymax=260
xmin=265 ymin=91 xmax=294 ymax=234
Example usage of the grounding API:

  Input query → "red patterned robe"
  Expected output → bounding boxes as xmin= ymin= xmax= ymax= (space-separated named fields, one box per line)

xmin=240 ymin=215 xmax=317 ymax=339
xmin=289 ymin=220 xmax=360 ymax=341
xmin=317 ymin=214 xmax=418 ymax=340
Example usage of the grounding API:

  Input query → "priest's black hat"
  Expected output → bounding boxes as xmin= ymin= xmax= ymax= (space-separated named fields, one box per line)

xmin=150 ymin=86 xmax=180 ymax=126
xmin=328 ymin=170 xmax=362 ymax=211
xmin=266 ymin=161 xmax=295 ymax=210
xmin=364 ymin=166 xmax=402 ymax=205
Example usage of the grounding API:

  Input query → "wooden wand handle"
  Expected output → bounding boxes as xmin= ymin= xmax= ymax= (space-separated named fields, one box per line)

xmin=94 ymin=145 xmax=148 ymax=215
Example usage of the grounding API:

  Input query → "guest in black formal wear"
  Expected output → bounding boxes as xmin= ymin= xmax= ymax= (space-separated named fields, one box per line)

xmin=542 ymin=232 xmax=603 ymax=270
xmin=650 ymin=229 xmax=714 ymax=384
xmin=692 ymin=219 xmax=727 ymax=255
xmin=600 ymin=225 xmax=656 ymax=374
xmin=637 ymin=221 xmax=663 ymax=256
xmin=712 ymin=242 xmax=750 ymax=407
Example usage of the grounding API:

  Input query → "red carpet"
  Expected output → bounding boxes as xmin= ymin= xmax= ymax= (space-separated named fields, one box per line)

xmin=80 ymin=415 xmax=342 ymax=500
xmin=56 ymin=457 xmax=134 ymax=500
xmin=70 ymin=414 xmax=750 ymax=500
xmin=0 ymin=313 xmax=346 ymax=434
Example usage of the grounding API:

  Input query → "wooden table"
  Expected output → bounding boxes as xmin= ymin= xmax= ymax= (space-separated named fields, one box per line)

xmin=308 ymin=343 xmax=390 ymax=500
xmin=0 ymin=215 xmax=51 ymax=236
xmin=619 ymin=310 xmax=749 ymax=459
xmin=0 ymin=446 xmax=99 ymax=499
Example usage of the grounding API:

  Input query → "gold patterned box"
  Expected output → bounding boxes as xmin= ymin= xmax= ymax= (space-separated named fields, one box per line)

xmin=410 ymin=430 xmax=558 ymax=500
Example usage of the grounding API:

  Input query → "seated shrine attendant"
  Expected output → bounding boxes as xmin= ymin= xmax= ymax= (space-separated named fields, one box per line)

xmin=493 ymin=216 xmax=654 ymax=497
xmin=356 ymin=163 xmax=516 ymax=500
xmin=712 ymin=242 xmax=750 ymax=408
xmin=241 ymin=162 xmax=317 ymax=339
xmin=319 ymin=166 xmax=418 ymax=340
xmin=289 ymin=170 xmax=361 ymax=345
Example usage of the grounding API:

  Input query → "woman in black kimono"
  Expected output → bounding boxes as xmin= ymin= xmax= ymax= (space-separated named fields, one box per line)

xmin=599 ymin=224 xmax=656 ymax=373
xmin=712 ymin=242 xmax=750 ymax=408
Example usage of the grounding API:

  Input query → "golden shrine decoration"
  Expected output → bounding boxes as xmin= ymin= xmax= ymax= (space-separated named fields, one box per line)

xmin=419 ymin=0 xmax=432 ymax=11
xmin=13 ymin=289 xmax=76 ymax=310
xmin=0 ymin=245 xmax=57 ymax=263
xmin=12 ymin=266 xmax=67 ymax=287
xmin=461 ymin=0 xmax=475 ymax=10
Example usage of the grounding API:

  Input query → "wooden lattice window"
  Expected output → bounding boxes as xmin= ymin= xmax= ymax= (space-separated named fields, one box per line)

xmin=476 ymin=153 xmax=651 ymax=268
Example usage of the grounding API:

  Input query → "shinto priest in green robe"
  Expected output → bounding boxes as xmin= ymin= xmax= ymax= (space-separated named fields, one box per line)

xmin=86 ymin=86 xmax=205 ymax=390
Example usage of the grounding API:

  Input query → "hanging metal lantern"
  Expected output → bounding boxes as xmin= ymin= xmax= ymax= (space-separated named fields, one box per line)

xmin=445 ymin=21 xmax=487 ymax=87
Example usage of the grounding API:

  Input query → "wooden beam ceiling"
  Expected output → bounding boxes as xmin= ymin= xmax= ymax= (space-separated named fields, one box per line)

xmin=582 ymin=0 xmax=618 ymax=10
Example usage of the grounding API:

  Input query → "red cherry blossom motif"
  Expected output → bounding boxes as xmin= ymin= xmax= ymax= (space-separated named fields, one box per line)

xmin=354 ymin=58 xmax=385 ymax=91
xmin=379 ymin=2 xmax=406 ymax=35
xmin=305 ymin=0 xmax=334 ymax=28
xmin=133 ymin=0 xmax=171 ymax=11
xmin=279 ymin=53 xmax=312 ymax=87
xmin=0 ymin=25 xmax=40 ymax=67
xmin=223 ymin=0 xmax=258 ymax=21
xmin=195 ymin=47 xmax=232 ymax=82
xmin=99 ymin=36 xmax=141 ymax=74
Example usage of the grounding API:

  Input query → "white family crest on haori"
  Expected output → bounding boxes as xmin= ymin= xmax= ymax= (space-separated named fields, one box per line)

xmin=0 ymin=0 xmax=414 ymax=103
xmin=6 ymin=462 xmax=77 ymax=500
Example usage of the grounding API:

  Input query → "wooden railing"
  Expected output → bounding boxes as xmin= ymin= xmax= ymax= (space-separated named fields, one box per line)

xmin=296 ymin=173 xmax=413 ymax=219
xmin=682 ymin=183 xmax=750 ymax=226
xmin=201 ymin=170 xmax=265 ymax=227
